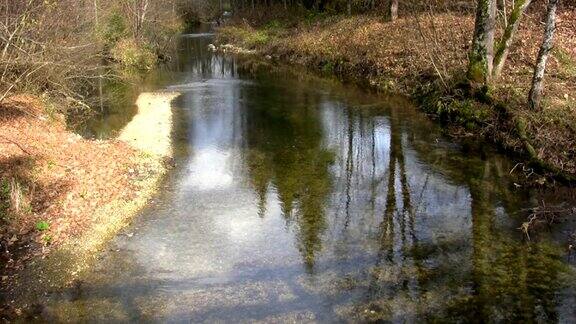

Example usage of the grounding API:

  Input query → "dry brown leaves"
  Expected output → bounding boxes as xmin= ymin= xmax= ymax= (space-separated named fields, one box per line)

xmin=0 ymin=95 xmax=141 ymax=274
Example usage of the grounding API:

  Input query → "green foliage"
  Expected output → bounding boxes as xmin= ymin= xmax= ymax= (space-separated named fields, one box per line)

xmin=554 ymin=48 xmax=576 ymax=78
xmin=99 ymin=12 xmax=127 ymax=45
xmin=244 ymin=30 xmax=270 ymax=48
xmin=321 ymin=61 xmax=335 ymax=73
xmin=36 ymin=220 xmax=50 ymax=231
xmin=264 ymin=20 xmax=284 ymax=31
xmin=220 ymin=27 xmax=271 ymax=49
xmin=111 ymin=38 xmax=158 ymax=70
xmin=303 ymin=11 xmax=329 ymax=25
xmin=42 ymin=234 xmax=53 ymax=244
xmin=0 ymin=179 xmax=10 ymax=219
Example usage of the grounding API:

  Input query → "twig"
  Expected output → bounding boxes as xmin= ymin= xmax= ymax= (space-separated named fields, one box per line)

xmin=0 ymin=135 xmax=32 ymax=155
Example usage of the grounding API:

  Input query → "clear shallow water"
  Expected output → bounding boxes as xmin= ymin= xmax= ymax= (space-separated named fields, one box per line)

xmin=43 ymin=32 xmax=576 ymax=322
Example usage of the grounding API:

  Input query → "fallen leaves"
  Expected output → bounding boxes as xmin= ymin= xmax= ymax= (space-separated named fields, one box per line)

xmin=0 ymin=95 xmax=145 ymax=285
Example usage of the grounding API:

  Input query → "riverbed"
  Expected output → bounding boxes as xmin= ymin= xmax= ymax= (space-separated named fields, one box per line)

xmin=39 ymin=30 xmax=576 ymax=322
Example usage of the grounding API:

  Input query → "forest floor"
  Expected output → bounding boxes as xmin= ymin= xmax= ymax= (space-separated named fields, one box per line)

xmin=0 ymin=94 xmax=173 ymax=318
xmin=216 ymin=6 xmax=576 ymax=183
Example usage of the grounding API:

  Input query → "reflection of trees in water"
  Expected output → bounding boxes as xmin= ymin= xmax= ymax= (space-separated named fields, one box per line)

xmin=241 ymin=84 xmax=333 ymax=272
xmin=401 ymin=111 xmax=570 ymax=322
xmin=448 ymin=166 xmax=566 ymax=322
xmin=176 ymin=36 xmax=237 ymax=79
xmin=228 ymin=59 xmax=573 ymax=321
xmin=337 ymin=105 xmax=424 ymax=320
xmin=239 ymin=77 xmax=571 ymax=320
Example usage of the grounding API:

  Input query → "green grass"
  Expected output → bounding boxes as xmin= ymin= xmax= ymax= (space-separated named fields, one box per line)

xmin=36 ymin=220 xmax=50 ymax=231
xmin=555 ymin=49 xmax=576 ymax=78
xmin=0 ymin=178 xmax=10 ymax=220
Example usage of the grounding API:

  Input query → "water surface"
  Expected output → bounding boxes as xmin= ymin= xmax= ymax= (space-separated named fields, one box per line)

xmin=44 ymin=32 xmax=576 ymax=322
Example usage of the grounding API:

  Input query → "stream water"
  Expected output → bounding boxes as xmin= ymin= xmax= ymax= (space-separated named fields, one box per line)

xmin=44 ymin=31 xmax=576 ymax=322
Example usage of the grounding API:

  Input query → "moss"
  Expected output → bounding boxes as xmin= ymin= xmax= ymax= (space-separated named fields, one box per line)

xmin=218 ymin=27 xmax=271 ymax=49
xmin=321 ymin=61 xmax=335 ymax=73
xmin=467 ymin=60 xmax=488 ymax=83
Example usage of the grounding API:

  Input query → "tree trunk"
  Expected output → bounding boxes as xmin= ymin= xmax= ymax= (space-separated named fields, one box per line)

xmin=93 ymin=0 xmax=99 ymax=27
xmin=347 ymin=0 xmax=352 ymax=15
xmin=388 ymin=0 xmax=398 ymax=21
xmin=467 ymin=0 xmax=497 ymax=85
xmin=528 ymin=0 xmax=559 ymax=111
xmin=493 ymin=0 xmax=532 ymax=78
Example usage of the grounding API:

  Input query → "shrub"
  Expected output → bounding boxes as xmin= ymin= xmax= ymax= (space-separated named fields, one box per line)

xmin=244 ymin=30 xmax=270 ymax=48
xmin=99 ymin=11 xmax=128 ymax=45
xmin=110 ymin=38 xmax=158 ymax=70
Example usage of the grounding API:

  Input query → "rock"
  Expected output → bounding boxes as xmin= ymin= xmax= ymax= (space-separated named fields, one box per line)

xmin=207 ymin=44 xmax=216 ymax=52
xmin=265 ymin=55 xmax=272 ymax=60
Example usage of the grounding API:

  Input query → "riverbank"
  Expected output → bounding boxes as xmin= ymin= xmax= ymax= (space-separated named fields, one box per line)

xmin=215 ymin=7 xmax=576 ymax=183
xmin=0 ymin=92 xmax=178 ymax=318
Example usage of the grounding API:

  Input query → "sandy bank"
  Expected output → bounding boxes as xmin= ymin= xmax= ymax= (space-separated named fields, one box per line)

xmin=120 ymin=92 xmax=180 ymax=157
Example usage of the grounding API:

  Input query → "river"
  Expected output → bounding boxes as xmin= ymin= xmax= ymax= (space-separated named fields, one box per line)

xmin=44 ymin=30 xmax=576 ymax=322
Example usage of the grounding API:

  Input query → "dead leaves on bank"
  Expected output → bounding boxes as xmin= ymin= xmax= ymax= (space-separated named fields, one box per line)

xmin=0 ymin=96 xmax=143 ymax=278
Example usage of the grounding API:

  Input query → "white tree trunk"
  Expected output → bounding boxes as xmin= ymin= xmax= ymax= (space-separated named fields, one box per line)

xmin=528 ymin=0 xmax=558 ymax=110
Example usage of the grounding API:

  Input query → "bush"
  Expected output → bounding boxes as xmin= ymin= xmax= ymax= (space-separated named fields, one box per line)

xmin=110 ymin=38 xmax=158 ymax=70
xmin=244 ymin=30 xmax=270 ymax=48
xmin=219 ymin=27 xmax=271 ymax=49
xmin=99 ymin=11 xmax=128 ymax=45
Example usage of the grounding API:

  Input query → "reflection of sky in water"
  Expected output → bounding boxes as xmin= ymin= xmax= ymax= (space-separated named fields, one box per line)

xmin=185 ymin=148 xmax=233 ymax=190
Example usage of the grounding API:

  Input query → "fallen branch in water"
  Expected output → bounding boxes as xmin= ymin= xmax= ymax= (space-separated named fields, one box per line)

xmin=520 ymin=202 xmax=576 ymax=240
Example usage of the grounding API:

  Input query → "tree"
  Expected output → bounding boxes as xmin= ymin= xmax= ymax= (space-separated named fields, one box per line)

xmin=467 ymin=0 xmax=497 ymax=85
xmin=468 ymin=0 xmax=533 ymax=85
xmin=492 ymin=0 xmax=533 ymax=78
xmin=528 ymin=0 xmax=559 ymax=111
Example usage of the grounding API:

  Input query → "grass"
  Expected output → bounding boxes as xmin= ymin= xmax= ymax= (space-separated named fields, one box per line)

xmin=219 ymin=26 xmax=272 ymax=49
xmin=554 ymin=48 xmax=576 ymax=79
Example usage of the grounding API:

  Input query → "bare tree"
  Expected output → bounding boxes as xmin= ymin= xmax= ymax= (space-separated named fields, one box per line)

xmin=528 ymin=0 xmax=559 ymax=110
